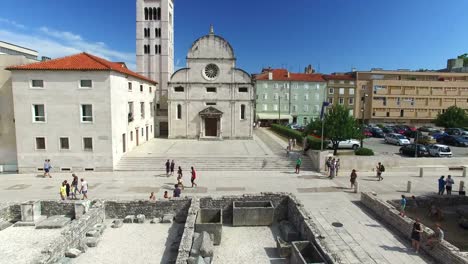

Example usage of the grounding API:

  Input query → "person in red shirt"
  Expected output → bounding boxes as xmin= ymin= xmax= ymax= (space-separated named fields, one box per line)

xmin=191 ymin=166 xmax=197 ymax=188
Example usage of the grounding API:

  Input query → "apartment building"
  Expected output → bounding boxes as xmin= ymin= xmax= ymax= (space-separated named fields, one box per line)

xmin=355 ymin=69 xmax=468 ymax=124
xmin=323 ymin=73 xmax=356 ymax=116
xmin=7 ymin=53 xmax=157 ymax=173
xmin=254 ymin=68 xmax=326 ymax=126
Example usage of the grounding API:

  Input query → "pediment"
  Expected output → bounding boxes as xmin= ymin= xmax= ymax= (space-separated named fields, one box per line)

xmin=199 ymin=107 xmax=223 ymax=117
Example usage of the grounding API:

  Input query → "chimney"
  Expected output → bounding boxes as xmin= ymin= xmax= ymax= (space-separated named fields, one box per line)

xmin=268 ymin=72 xmax=273 ymax=80
xmin=287 ymin=71 xmax=290 ymax=78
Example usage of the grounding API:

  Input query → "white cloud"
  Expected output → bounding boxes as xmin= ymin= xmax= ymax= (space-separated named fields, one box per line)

xmin=0 ymin=17 xmax=26 ymax=29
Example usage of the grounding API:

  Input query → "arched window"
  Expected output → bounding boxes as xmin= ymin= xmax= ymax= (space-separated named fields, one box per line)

xmin=144 ymin=8 xmax=148 ymax=20
xmin=177 ymin=104 xmax=182 ymax=119
xmin=147 ymin=45 xmax=150 ymax=54
xmin=157 ymin=8 xmax=161 ymax=20
xmin=155 ymin=45 xmax=158 ymax=54
xmin=158 ymin=45 xmax=161 ymax=54
xmin=143 ymin=45 xmax=147 ymax=54
xmin=149 ymin=7 xmax=153 ymax=20
xmin=153 ymin=8 xmax=157 ymax=20
xmin=240 ymin=104 xmax=246 ymax=120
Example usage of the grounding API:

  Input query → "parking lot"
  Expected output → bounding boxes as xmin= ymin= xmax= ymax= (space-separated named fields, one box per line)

xmin=363 ymin=137 xmax=468 ymax=157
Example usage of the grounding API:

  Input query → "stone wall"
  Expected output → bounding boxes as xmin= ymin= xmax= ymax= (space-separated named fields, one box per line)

xmin=35 ymin=201 xmax=106 ymax=264
xmin=175 ymin=197 xmax=199 ymax=264
xmin=41 ymin=200 xmax=76 ymax=217
xmin=361 ymin=192 xmax=468 ymax=264
xmin=0 ymin=202 xmax=21 ymax=222
xmin=104 ymin=198 xmax=191 ymax=221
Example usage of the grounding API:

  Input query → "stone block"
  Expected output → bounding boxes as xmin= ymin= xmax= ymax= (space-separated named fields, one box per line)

xmin=0 ymin=220 xmax=13 ymax=231
xmin=150 ymin=218 xmax=158 ymax=224
xmin=290 ymin=241 xmax=326 ymax=264
xmin=93 ymin=223 xmax=106 ymax=235
xmin=14 ymin=215 xmax=47 ymax=227
xmin=35 ymin=215 xmax=71 ymax=229
xmin=203 ymin=257 xmax=212 ymax=264
xmin=65 ymin=248 xmax=82 ymax=258
xmin=74 ymin=200 xmax=91 ymax=220
xmin=56 ymin=257 xmax=72 ymax=264
xmin=187 ymin=257 xmax=196 ymax=264
xmin=136 ymin=214 xmax=146 ymax=223
xmin=233 ymin=201 xmax=275 ymax=226
xmin=195 ymin=209 xmax=222 ymax=245
xmin=199 ymin=232 xmax=214 ymax=257
xmin=86 ymin=229 xmax=101 ymax=238
xmin=196 ymin=256 xmax=205 ymax=264
xmin=20 ymin=200 xmax=41 ymax=222
xmin=85 ymin=237 xmax=100 ymax=247
xmin=279 ymin=220 xmax=299 ymax=242
xmin=276 ymin=236 xmax=292 ymax=258
xmin=112 ymin=219 xmax=123 ymax=228
xmin=161 ymin=214 xmax=174 ymax=223
xmin=123 ymin=215 xmax=135 ymax=223
xmin=190 ymin=232 xmax=202 ymax=257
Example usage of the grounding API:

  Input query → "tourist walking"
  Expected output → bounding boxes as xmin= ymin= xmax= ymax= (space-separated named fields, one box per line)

xmin=286 ymin=145 xmax=291 ymax=157
xmin=149 ymin=192 xmax=156 ymax=200
xmin=80 ymin=178 xmax=88 ymax=200
xmin=438 ymin=176 xmax=446 ymax=195
xmin=44 ymin=159 xmax=52 ymax=178
xmin=335 ymin=159 xmax=341 ymax=177
xmin=292 ymin=138 xmax=297 ymax=149
xmin=426 ymin=224 xmax=444 ymax=249
xmin=173 ymin=184 xmax=181 ymax=197
xmin=165 ymin=159 xmax=170 ymax=176
xmin=71 ymin=174 xmax=79 ymax=199
xmin=60 ymin=181 xmax=67 ymax=200
xmin=376 ymin=162 xmax=384 ymax=181
xmin=177 ymin=166 xmax=184 ymax=189
xmin=170 ymin=160 xmax=175 ymax=176
xmin=446 ymin=175 xmax=454 ymax=195
xmin=295 ymin=157 xmax=302 ymax=174
xmin=65 ymin=180 xmax=70 ymax=199
xmin=191 ymin=167 xmax=197 ymax=188
xmin=329 ymin=158 xmax=336 ymax=179
xmin=325 ymin=157 xmax=332 ymax=172
xmin=350 ymin=169 xmax=357 ymax=189
xmin=399 ymin=195 xmax=407 ymax=216
xmin=411 ymin=218 xmax=423 ymax=253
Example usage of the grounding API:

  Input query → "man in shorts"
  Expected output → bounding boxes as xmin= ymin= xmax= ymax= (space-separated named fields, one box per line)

xmin=44 ymin=159 xmax=52 ymax=178
xmin=80 ymin=178 xmax=88 ymax=200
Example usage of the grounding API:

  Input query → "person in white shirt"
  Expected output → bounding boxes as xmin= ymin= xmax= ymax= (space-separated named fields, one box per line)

xmin=80 ymin=178 xmax=88 ymax=200
xmin=445 ymin=175 xmax=455 ymax=195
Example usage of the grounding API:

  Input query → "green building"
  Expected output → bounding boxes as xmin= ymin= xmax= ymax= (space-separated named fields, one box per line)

xmin=254 ymin=68 xmax=327 ymax=126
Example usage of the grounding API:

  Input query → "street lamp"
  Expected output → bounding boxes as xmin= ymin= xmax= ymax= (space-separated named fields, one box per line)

xmin=277 ymin=96 xmax=281 ymax=125
xmin=360 ymin=93 xmax=369 ymax=148
xmin=320 ymin=101 xmax=330 ymax=151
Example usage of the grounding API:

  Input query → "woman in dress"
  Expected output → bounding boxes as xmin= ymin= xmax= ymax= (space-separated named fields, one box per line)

xmin=350 ymin=169 xmax=357 ymax=189
xmin=411 ymin=218 xmax=423 ymax=253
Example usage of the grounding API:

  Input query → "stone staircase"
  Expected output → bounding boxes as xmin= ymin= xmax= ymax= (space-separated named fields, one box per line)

xmin=115 ymin=155 xmax=315 ymax=171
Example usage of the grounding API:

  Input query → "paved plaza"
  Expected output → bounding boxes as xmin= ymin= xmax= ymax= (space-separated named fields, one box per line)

xmin=0 ymin=128 xmax=456 ymax=263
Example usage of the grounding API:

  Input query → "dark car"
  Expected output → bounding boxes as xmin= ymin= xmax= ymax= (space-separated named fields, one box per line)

xmin=382 ymin=126 xmax=395 ymax=134
xmin=370 ymin=127 xmax=385 ymax=138
xmin=418 ymin=126 xmax=437 ymax=133
xmin=393 ymin=125 xmax=407 ymax=135
xmin=437 ymin=135 xmax=468 ymax=147
xmin=399 ymin=144 xmax=430 ymax=157
xmin=445 ymin=128 xmax=468 ymax=136
xmin=363 ymin=129 xmax=373 ymax=137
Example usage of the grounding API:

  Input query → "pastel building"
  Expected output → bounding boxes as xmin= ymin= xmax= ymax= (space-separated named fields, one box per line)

xmin=7 ymin=53 xmax=157 ymax=173
xmin=254 ymin=68 xmax=327 ymax=126
xmin=323 ymin=73 xmax=356 ymax=116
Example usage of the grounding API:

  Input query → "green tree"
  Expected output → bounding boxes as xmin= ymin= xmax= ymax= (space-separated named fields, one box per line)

xmin=305 ymin=104 xmax=361 ymax=155
xmin=458 ymin=53 xmax=468 ymax=67
xmin=434 ymin=106 xmax=468 ymax=128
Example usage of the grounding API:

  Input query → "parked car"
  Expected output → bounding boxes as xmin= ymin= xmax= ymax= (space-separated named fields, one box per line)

xmin=437 ymin=135 xmax=468 ymax=147
xmin=393 ymin=126 xmax=407 ymax=135
xmin=370 ymin=127 xmax=385 ymax=138
xmin=382 ymin=126 xmax=395 ymax=134
xmin=445 ymin=128 xmax=468 ymax=136
xmin=384 ymin=133 xmax=411 ymax=146
xmin=415 ymin=135 xmax=436 ymax=145
xmin=363 ymin=129 xmax=373 ymax=137
xmin=328 ymin=139 xmax=361 ymax=150
xmin=399 ymin=144 xmax=430 ymax=157
xmin=427 ymin=144 xmax=453 ymax=157
xmin=418 ymin=126 xmax=438 ymax=133
xmin=429 ymin=130 xmax=444 ymax=136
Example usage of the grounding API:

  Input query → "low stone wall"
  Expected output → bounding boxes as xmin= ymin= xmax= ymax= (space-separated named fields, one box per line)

xmin=35 ymin=201 xmax=106 ymax=264
xmin=305 ymin=150 xmax=328 ymax=172
xmin=41 ymin=200 xmax=76 ymax=217
xmin=361 ymin=192 xmax=468 ymax=264
xmin=104 ymin=198 xmax=191 ymax=221
xmin=0 ymin=202 xmax=21 ymax=222
xmin=175 ymin=198 xmax=199 ymax=264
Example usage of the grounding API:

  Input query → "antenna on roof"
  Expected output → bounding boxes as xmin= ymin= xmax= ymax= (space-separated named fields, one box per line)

xmin=209 ymin=24 xmax=214 ymax=35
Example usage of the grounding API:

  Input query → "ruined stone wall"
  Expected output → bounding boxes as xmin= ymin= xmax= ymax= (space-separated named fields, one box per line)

xmin=104 ymin=198 xmax=191 ymax=221
xmin=41 ymin=200 xmax=76 ymax=217
xmin=361 ymin=192 xmax=468 ymax=264
xmin=389 ymin=195 xmax=468 ymax=209
xmin=199 ymin=193 xmax=289 ymax=224
xmin=175 ymin=198 xmax=199 ymax=264
xmin=0 ymin=202 xmax=21 ymax=222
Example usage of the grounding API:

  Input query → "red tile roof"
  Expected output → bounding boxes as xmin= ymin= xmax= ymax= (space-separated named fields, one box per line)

xmin=7 ymin=52 xmax=157 ymax=85
xmin=255 ymin=68 xmax=325 ymax=82
xmin=323 ymin=74 xmax=355 ymax=81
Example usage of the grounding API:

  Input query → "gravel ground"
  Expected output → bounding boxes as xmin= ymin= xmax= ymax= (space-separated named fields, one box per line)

xmin=72 ymin=221 xmax=182 ymax=264
xmin=0 ymin=226 xmax=61 ymax=264
xmin=213 ymin=224 xmax=286 ymax=264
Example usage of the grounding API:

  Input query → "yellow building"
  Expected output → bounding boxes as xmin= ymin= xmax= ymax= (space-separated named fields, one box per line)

xmin=355 ymin=70 xmax=468 ymax=124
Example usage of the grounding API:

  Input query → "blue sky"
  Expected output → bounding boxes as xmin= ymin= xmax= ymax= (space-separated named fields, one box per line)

xmin=1 ymin=0 xmax=467 ymax=73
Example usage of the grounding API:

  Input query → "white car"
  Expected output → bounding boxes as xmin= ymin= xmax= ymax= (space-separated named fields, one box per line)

xmin=328 ymin=139 xmax=361 ymax=150
xmin=384 ymin=133 xmax=410 ymax=146
xmin=427 ymin=144 xmax=452 ymax=157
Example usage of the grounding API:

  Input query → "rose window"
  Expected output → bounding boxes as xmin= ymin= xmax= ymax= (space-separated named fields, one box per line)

xmin=203 ymin=64 xmax=219 ymax=80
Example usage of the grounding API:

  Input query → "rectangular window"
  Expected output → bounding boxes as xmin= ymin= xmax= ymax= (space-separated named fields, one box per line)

xmin=339 ymin=88 xmax=345 ymax=95
xmin=304 ymin=94 xmax=309 ymax=101
xmin=304 ymin=105 xmax=309 ymax=112
xmin=130 ymin=131 xmax=133 ymax=141
xmin=140 ymin=102 xmax=145 ymax=118
xmin=285 ymin=93 xmax=289 ymax=100
xmin=59 ymin=137 xmax=69 ymax=150
xmin=80 ymin=80 xmax=92 ymax=88
xmin=294 ymin=94 xmax=298 ymax=100
xmin=274 ymin=93 xmax=278 ymax=100
xmin=328 ymin=98 xmax=334 ymax=104
xmin=177 ymin=104 xmax=182 ymax=119
xmin=174 ymin=86 xmax=184 ymax=92
xmin=339 ymin=98 xmax=344 ymax=105
xmin=263 ymin=104 xmax=268 ymax=111
xmin=292 ymin=105 xmax=297 ymax=112
xmin=206 ymin=102 xmax=217 ymax=106
xmin=140 ymin=85 xmax=143 ymax=92
xmin=128 ymin=82 xmax=132 ymax=91
xmin=141 ymin=128 xmax=144 ymax=136
xmin=150 ymin=102 xmax=154 ymax=117
xmin=329 ymin=88 xmax=334 ymax=94
xmin=83 ymin=137 xmax=93 ymax=151
xmin=263 ymin=93 xmax=268 ymax=100
xmin=81 ymin=104 xmax=93 ymax=122
xmin=149 ymin=87 xmax=152 ymax=93
xmin=240 ymin=105 xmax=246 ymax=120
xmin=206 ymin=87 xmax=217 ymax=93
xmin=238 ymin=87 xmax=248 ymax=93
xmin=315 ymin=94 xmax=319 ymax=100
xmin=31 ymin=80 xmax=44 ymax=88
xmin=350 ymin=81 xmax=355 ymax=85
xmin=339 ymin=80 xmax=345 ymax=84
xmin=273 ymin=104 xmax=278 ymax=111
xmin=349 ymin=88 xmax=355 ymax=95
xmin=349 ymin=109 xmax=354 ymax=116
xmin=35 ymin=137 xmax=46 ymax=150
xmin=329 ymin=80 xmax=335 ymax=84
xmin=32 ymin=104 xmax=46 ymax=122
xmin=349 ymin=98 xmax=354 ymax=105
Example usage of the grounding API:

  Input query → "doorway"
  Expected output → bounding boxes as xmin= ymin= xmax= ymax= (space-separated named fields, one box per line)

xmin=205 ymin=118 xmax=218 ymax=137
xmin=160 ymin=122 xmax=168 ymax=138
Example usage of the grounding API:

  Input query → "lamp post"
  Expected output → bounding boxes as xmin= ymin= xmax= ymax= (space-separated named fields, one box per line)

xmin=278 ymin=96 xmax=281 ymax=125
xmin=320 ymin=101 xmax=330 ymax=151
xmin=360 ymin=93 xmax=369 ymax=148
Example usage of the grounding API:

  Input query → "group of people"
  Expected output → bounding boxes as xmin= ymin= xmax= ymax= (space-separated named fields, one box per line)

xmin=285 ymin=138 xmax=298 ymax=157
xmin=325 ymin=157 xmax=341 ymax=178
xmin=437 ymin=175 xmax=456 ymax=195
xmin=162 ymin=160 xmax=198 ymax=199
xmin=59 ymin=174 xmax=88 ymax=200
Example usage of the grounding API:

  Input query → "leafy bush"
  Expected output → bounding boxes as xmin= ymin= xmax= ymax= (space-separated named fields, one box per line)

xmin=355 ymin=147 xmax=374 ymax=156
xmin=271 ymin=124 xmax=303 ymax=143
xmin=306 ymin=136 xmax=326 ymax=150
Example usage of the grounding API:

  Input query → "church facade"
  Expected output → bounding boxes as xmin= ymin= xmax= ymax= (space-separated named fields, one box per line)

xmin=168 ymin=27 xmax=254 ymax=139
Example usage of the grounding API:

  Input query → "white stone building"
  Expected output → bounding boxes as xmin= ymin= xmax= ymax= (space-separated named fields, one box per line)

xmin=8 ymin=53 xmax=157 ymax=173
xmin=136 ymin=0 xmax=174 ymax=137
xmin=0 ymin=41 xmax=39 ymax=172
xmin=168 ymin=27 xmax=254 ymax=139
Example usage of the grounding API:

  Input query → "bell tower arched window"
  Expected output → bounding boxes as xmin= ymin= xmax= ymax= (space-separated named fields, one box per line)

xmin=144 ymin=8 xmax=148 ymax=20
xmin=177 ymin=104 xmax=182 ymax=119
xmin=149 ymin=8 xmax=153 ymax=20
